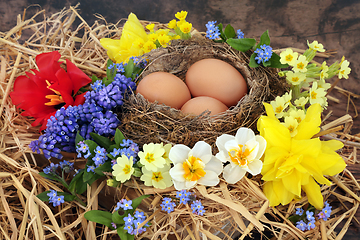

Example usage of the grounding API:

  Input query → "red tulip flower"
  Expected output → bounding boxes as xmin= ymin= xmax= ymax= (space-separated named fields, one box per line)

xmin=10 ymin=51 xmax=92 ymax=131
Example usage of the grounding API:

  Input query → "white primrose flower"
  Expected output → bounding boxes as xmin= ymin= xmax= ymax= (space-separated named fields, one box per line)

xmin=169 ymin=141 xmax=223 ymax=190
xmin=216 ymin=127 xmax=266 ymax=184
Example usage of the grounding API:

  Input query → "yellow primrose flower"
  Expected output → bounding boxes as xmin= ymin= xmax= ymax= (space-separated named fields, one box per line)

xmin=147 ymin=33 xmax=158 ymax=42
xmin=175 ymin=10 xmax=188 ymax=21
xmin=257 ymin=103 xmax=346 ymax=209
xmin=309 ymin=82 xmax=327 ymax=106
xmin=338 ymin=59 xmax=351 ymax=79
xmin=292 ymin=55 xmax=308 ymax=73
xmin=146 ymin=23 xmax=155 ymax=32
xmin=142 ymin=41 xmax=156 ymax=53
xmin=156 ymin=29 xmax=170 ymax=37
xmin=294 ymin=97 xmax=309 ymax=107
xmin=100 ymin=13 xmax=148 ymax=63
xmin=169 ymin=141 xmax=223 ymax=190
xmin=286 ymin=71 xmax=306 ymax=85
xmin=215 ymin=127 xmax=266 ymax=184
xmin=282 ymin=116 xmax=299 ymax=137
xmin=138 ymin=143 xmax=166 ymax=172
xmin=308 ymin=40 xmax=325 ymax=52
xmin=288 ymin=108 xmax=306 ymax=124
xmin=270 ymin=95 xmax=289 ymax=118
xmin=318 ymin=78 xmax=331 ymax=90
xmin=179 ymin=21 xmax=192 ymax=33
xmin=280 ymin=48 xmax=298 ymax=66
xmin=158 ymin=34 xmax=171 ymax=47
xmin=161 ymin=143 xmax=173 ymax=166
xmin=168 ymin=19 xmax=177 ymax=29
xmin=112 ymin=155 xmax=134 ymax=183
xmin=140 ymin=165 xmax=173 ymax=189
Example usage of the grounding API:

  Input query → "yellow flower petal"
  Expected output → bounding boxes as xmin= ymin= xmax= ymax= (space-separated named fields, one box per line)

xmin=295 ymin=103 xmax=321 ymax=140
xmin=302 ymin=177 xmax=324 ymax=209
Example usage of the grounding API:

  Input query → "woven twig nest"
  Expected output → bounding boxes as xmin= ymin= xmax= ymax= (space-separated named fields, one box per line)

xmin=119 ymin=37 xmax=288 ymax=149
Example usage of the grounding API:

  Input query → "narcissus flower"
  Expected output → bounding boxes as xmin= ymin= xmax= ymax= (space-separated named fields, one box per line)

xmin=169 ymin=141 xmax=223 ymax=190
xmin=216 ymin=127 xmax=266 ymax=184
xmin=257 ymin=103 xmax=346 ymax=209
xmin=100 ymin=13 xmax=148 ymax=63
xmin=10 ymin=51 xmax=91 ymax=130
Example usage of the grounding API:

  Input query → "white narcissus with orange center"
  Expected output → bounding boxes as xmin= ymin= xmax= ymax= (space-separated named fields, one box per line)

xmin=169 ymin=141 xmax=223 ymax=190
xmin=216 ymin=127 xmax=266 ymax=184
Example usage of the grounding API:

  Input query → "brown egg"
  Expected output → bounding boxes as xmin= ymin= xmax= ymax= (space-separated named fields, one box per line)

xmin=181 ymin=96 xmax=229 ymax=116
xmin=136 ymin=72 xmax=191 ymax=109
xmin=185 ymin=58 xmax=248 ymax=107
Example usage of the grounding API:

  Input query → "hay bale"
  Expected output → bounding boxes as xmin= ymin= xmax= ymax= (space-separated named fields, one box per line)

xmin=119 ymin=38 xmax=288 ymax=149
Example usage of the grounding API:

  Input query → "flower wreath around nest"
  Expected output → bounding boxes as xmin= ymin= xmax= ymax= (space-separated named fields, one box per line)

xmin=10 ymin=10 xmax=352 ymax=239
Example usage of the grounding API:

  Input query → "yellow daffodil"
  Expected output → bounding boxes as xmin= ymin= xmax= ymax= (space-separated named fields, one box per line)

xmin=280 ymin=48 xmax=298 ymax=66
xmin=138 ymin=143 xmax=166 ymax=172
xmin=169 ymin=141 xmax=223 ymax=190
xmin=168 ymin=19 xmax=177 ymax=29
xmin=100 ymin=13 xmax=148 ymax=63
xmin=307 ymin=40 xmax=325 ymax=52
xmin=216 ymin=128 xmax=266 ymax=184
xmin=112 ymin=155 xmax=134 ymax=183
xmin=175 ymin=10 xmax=188 ymax=21
xmin=140 ymin=165 xmax=173 ymax=189
xmin=257 ymin=103 xmax=346 ymax=209
xmin=292 ymin=55 xmax=309 ymax=73
xmin=286 ymin=71 xmax=306 ymax=85
xmin=338 ymin=59 xmax=351 ymax=79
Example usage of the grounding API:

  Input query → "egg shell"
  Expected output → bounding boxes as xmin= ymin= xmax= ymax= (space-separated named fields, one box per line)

xmin=136 ymin=72 xmax=191 ymax=109
xmin=185 ymin=58 xmax=248 ymax=107
xmin=181 ymin=96 xmax=229 ymax=116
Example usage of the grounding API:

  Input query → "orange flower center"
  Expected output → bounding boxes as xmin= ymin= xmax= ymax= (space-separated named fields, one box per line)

xmin=123 ymin=164 xmax=131 ymax=174
xmin=183 ymin=156 xmax=206 ymax=181
xmin=45 ymin=80 xmax=65 ymax=106
xmin=228 ymin=144 xmax=253 ymax=167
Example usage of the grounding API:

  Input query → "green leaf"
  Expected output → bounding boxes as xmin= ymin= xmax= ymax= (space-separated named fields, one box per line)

xmin=263 ymin=59 xmax=272 ymax=67
xmin=249 ymin=53 xmax=260 ymax=68
xmin=130 ymin=195 xmax=150 ymax=214
xmin=259 ymin=30 xmax=271 ymax=46
xmin=217 ymin=23 xmax=223 ymax=33
xmin=112 ymin=211 xmax=125 ymax=224
xmin=76 ymin=173 xmax=88 ymax=194
xmin=89 ymin=133 xmax=112 ymax=149
xmin=226 ymin=38 xmax=256 ymax=52
xmin=59 ymin=192 xmax=76 ymax=202
xmin=124 ymin=59 xmax=134 ymax=78
xmin=114 ymin=129 xmax=125 ymax=146
xmin=84 ymin=140 xmax=98 ymax=156
xmin=91 ymin=75 xmax=99 ymax=84
xmin=68 ymin=169 xmax=84 ymax=193
xmin=39 ymin=172 xmax=62 ymax=182
xmin=95 ymin=161 xmax=112 ymax=176
xmin=224 ymin=24 xmax=236 ymax=39
xmin=117 ymin=228 xmax=129 ymax=240
xmin=75 ymin=131 xmax=85 ymax=145
xmin=84 ymin=210 xmax=113 ymax=228
xmin=268 ymin=52 xmax=290 ymax=68
xmin=37 ymin=191 xmax=51 ymax=201
xmin=106 ymin=59 xmax=116 ymax=81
